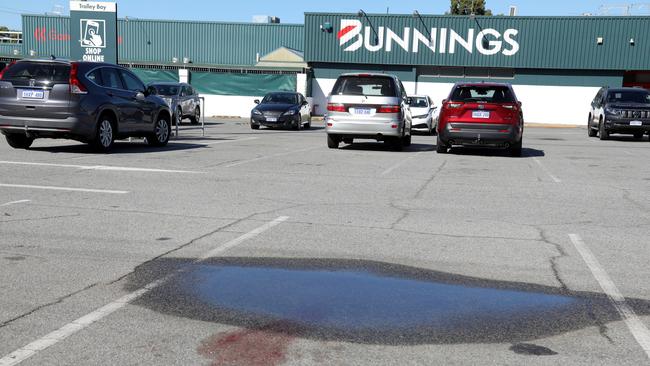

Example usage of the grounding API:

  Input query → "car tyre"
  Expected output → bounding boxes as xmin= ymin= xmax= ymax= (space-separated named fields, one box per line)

xmin=91 ymin=116 xmax=115 ymax=152
xmin=587 ymin=116 xmax=597 ymax=137
xmin=250 ymin=122 xmax=260 ymax=130
xmin=293 ymin=115 xmax=302 ymax=131
xmin=633 ymin=132 xmax=643 ymax=139
xmin=599 ymin=119 xmax=609 ymax=140
xmin=304 ymin=115 xmax=311 ymax=129
xmin=5 ymin=134 xmax=34 ymax=149
xmin=327 ymin=134 xmax=340 ymax=149
xmin=343 ymin=138 xmax=353 ymax=145
xmin=174 ymin=108 xmax=182 ymax=126
xmin=190 ymin=106 xmax=201 ymax=125
xmin=436 ymin=136 xmax=448 ymax=154
xmin=403 ymin=133 xmax=412 ymax=147
xmin=148 ymin=115 xmax=171 ymax=147
xmin=510 ymin=138 xmax=523 ymax=157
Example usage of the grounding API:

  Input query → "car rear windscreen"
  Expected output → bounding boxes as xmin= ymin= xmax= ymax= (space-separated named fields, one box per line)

xmin=2 ymin=62 xmax=70 ymax=84
xmin=332 ymin=76 xmax=397 ymax=97
xmin=451 ymin=86 xmax=515 ymax=103
xmin=607 ymin=90 xmax=650 ymax=104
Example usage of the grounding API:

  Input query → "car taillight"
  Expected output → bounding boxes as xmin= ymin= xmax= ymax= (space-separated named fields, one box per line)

xmin=445 ymin=102 xmax=464 ymax=109
xmin=0 ymin=60 xmax=16 ymax=80
xmin=377 ymin=105 xmax=401 ymax=113
xmin=327 ymin=103 xmax=346 ymax=112
xmin=502 ymin=104 xmax=518 ymax=110
xmin=69 ymin=62 xmax=87 ymax=94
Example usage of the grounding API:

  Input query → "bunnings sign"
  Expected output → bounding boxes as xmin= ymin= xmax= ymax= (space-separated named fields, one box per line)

xmin=338 ymin=19 xmax=519 ymax=56
xmin=69 ymin=1 xmax=117 ymax=63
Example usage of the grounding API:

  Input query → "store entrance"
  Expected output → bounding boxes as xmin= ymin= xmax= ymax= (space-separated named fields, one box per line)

xmin=623 ymin=71 xmax=650 ymax=90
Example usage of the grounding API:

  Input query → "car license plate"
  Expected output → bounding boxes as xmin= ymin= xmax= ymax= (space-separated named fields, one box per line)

xmin=22 ymin=90 xmax=44 ymax=99
xmin=266 ymin=117 xmax=277 ymax=122
xmin=354 ymin=108 xmax=372 ymax=115
xmin=630 ymin=120 xmax=643 ymax=126
xmin=472 ymin=111 xmax=490 ymax=119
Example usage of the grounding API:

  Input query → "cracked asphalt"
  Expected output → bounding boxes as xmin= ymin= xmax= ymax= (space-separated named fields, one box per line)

xmin=0 ymin=119 xmax=649 ymax=365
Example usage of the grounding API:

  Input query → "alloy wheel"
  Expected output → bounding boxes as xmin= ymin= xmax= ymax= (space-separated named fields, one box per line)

xmin=99 ymin=120 xmax=113 ymax=147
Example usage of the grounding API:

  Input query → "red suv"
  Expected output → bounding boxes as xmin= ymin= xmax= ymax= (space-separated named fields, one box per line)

xmin=436 ymin=83 xmax=524 ymax=156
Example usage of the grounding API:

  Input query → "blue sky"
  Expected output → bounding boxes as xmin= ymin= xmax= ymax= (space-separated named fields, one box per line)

xmin=0 ymin=1 xmax=645 ymax=30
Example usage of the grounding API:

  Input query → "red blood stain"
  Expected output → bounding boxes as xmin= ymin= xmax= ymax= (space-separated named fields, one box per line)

xmin=198 ymin=326 xmax=295 ymax=366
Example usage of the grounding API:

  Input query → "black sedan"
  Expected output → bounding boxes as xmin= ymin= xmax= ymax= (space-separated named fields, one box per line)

xmin=250 ymin=92 xmax=311 ymax=130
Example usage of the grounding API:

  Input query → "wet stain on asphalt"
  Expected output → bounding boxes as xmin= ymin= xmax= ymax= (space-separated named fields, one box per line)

xmin=510 ymin=343 xmax=558 ymax=356
xmin=198 ymin=324 xmax=294 ymax=366
xmin=126 ymin=258 xmax=650 ymax=346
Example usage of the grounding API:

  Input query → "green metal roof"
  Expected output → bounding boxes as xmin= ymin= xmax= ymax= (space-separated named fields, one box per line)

xmin=305 ymin=13 xmax=650 ymax=70
xmin=19 ymin=15 xmax=304 ymax=67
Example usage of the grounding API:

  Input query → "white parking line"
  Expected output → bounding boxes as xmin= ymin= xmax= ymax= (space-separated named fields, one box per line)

xmin=0 ymin=161 xmax=202 ymax=174
xmin=533 ymin=157 xmax=562 ymax=183
xmin=0 ymin=200 xmax=31 ymax=207
xmin=381 ymin=151 xmax=426 ymax=176
xmin=569 ymin=234 xmax=650 ymax=360
xmin=202 ymin=137 xmax=259 ymax=145
xmin=224 ymin=147 xmax=319 ymax=168
xmin=0 ymin=216 xmax=289 ymax=366
xmin=0 ymin=184 xmax=129 ymax=195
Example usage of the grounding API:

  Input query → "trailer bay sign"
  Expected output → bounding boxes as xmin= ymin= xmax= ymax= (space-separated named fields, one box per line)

xmin=69 ymin=1 xmax=117 ymax=63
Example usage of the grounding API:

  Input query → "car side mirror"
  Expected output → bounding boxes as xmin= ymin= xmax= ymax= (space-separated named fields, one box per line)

xmin=406 ymin=97 xmax=413 ymax=105
xmin=135 ymin=92 xmax=145 ymax=101
xmin=145 ymin=86 xmax=155 ymax=96
xmin=254 ymin=99 xmax=260 ymax=104
xmin=301 ymin=100 xmax=308 ymax=106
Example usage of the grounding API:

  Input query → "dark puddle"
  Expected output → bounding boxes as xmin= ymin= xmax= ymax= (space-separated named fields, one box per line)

xmin=126 ymin=257 xmax=650 ymax=345
xmin=510 ymin=343 xmax=558 ymax=356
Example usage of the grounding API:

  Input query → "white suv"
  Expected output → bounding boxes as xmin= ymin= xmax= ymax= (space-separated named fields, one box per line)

xmin=325 ymin=73 xmax=412 ymax=151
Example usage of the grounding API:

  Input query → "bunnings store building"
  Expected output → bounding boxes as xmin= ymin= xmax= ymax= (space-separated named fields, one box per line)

xmin=2 ymin=12 xmax=650 ymax=124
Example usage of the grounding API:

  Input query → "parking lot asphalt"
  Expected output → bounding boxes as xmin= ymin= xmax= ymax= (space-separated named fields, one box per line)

xmin=0 ymin=119 xmax=649 ymax=365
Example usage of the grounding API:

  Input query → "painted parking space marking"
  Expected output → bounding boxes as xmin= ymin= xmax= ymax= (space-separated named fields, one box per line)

xmin=0 ymin=200 xmax=31 ymax=207
xmin=381 ymin=151 xmax=427 ymax=176
xmin=0 ymin=216 xmax=289 ymax=366
xmin=533 ymin=157 xmax=561 ymax=183
xmin=569 ymin=234 xmax=650 ymax=360
xmin=0 ymin=161 xmax=202 ymax=174
xmin=202 ymin=137 xmax=259 ymax=145
xmin=0 ymin=184 xmax=129 ymax=195
xmin=224 ymin=147 xmax=320 ymax=168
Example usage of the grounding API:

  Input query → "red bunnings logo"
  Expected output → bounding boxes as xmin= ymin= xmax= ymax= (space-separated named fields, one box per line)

xmin=337 ymin=19 xmax=520 ymax=56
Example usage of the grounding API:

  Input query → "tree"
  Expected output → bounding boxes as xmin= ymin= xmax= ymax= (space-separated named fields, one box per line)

xmin=450 ymin=0 xmax=493 ymax=16
xmin=0 ymin=26 xmax=9 ymax=32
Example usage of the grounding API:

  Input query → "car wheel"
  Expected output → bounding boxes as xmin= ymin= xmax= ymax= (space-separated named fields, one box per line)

xmin=174 ymin=108 xmax=182 ymax=126
xmin=633 ymin=132 xmax=643 ymax=139
xmin=5 ymin=134 xmax=34 ymax=149
xmin=148 ymin=115 xmax=171 ymax=147
xmin=91 ymin=116 xmax=115 ymax=152
xmin=190 ymin=106 xmax=200 ymax=125
xmin=327 ymin=134 xmax=340 ymax=149
xmin=343 ymin=138 xmax=353 ymax=144
xmin=587 ymin=115 xmax=597 ymax=137
xmin=293 ymin=115 xmax=302 ymax=130
xmin=599 ymin=118 xmax=609 ymax=140
xmin=305 ymin=115 xmax=311 ymax=129
xmin=403 ymin=133 xmax=412 ymax=147
xmin=250 ymin=122 xmax=260 ymax=130
xmin=436 ymin=135 xmax=448 ymax=154
xmin=510 ymin=138 xmax=523 ymax=157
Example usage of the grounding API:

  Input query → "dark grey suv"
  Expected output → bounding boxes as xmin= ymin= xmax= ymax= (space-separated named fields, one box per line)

xmin=588 ymin=87 xmax=650 ymax=140
xmin=0 ymin=59 xmax=172 ymax=151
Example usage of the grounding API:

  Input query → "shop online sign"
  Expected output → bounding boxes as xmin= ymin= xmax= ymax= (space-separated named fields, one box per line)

xmin=338 ymin=19 xmax=519 ymax=56
xmin=69 ymin=1 xmax=117 ymax=63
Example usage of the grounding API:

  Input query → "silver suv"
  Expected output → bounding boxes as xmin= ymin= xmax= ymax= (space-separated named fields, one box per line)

xmin=325 ymin=73 xmax=412 ymax=150
xmin=148 ymin=82 xmax=201 ymax=126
